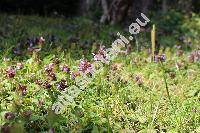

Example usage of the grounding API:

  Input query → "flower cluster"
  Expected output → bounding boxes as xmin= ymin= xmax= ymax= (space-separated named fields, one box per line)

xmin=5 ymin=112 xmax=15 ymax=120
xmin=135 ymin=75 xmax=143 ymax=86
xmin=6 ymin=67 xmax=16 ymax=78
xmin=57 ymin=78 xmax=68 ymax=91
xmin=18 ymin=84 xmax=28 ymax=95
xmin=78 ymin=59 xmax=94 ymax=75
xmin=43 ymin=81 xmax=52 ymax=89
xmin=60 ymin=64 xmax=70 ymax=74
xmin=70 ymin=71 xmax=80 ymax=80
xmin=188 ymin=50 xmax=200 ymax=63
xmin=13 ymin=34 xmax=57 ymax=55
xmin=154 ymin=54 xmax=166 ymax=62
xmin=92 ymin=45 xmax=109 ymax=64
xmin=44 ymin=63 xmax=57 ymax=81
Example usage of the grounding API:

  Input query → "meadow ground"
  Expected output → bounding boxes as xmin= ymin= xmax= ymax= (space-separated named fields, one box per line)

xmin=0 ymin=14 xmax=200 ymax=132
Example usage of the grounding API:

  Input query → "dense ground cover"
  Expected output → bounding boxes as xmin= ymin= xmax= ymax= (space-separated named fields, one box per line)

xmin=0 ymin=13 xmax=200 ymax=132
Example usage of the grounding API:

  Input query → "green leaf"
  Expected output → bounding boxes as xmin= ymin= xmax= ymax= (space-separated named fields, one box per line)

xmin=10 ymin=123 xmax=25 ymax=133
xmin=46 ymin=109 xmax=59 ymax=126
xmin=92 ymin=125 xmax=99 ymax=133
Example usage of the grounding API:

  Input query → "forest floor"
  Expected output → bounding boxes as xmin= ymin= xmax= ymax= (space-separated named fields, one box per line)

xmin=0 ymin=14 xmax=200 ymax=132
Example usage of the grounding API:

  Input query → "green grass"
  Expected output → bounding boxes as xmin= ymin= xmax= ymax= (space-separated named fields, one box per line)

xmin=0 ymin=14 xmax=200 ymax=132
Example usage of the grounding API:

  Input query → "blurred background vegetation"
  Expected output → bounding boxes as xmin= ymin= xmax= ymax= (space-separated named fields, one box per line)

xmin=0 ymin=0 xmax=200 ymax=57
xmin=0 ymin=1 xmax=200 ymax=132
xmin=0 ymin=0 xmax=199 ymax=23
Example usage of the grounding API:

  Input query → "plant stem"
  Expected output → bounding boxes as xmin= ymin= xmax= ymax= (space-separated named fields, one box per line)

xmin=160 ymin=61 xmax=180 ymax=127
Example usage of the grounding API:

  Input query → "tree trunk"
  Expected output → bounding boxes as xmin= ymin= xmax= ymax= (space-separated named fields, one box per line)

xmin=162 ymin=0 xmax=168 ymax=13
xmin=178 ymin=0 xmax=193 ymax=15
xmin=142 ymin=0 xmax=151 ymax=14
xmin=79 ymin=0 xmax=100 ymax=16
xmin=100 ymin=0 xmax=132 ymax=24
xmin=97 ymin=0 xmax=154 ymax=25
xmin=100 ymin=0 xmax=110 ymax=23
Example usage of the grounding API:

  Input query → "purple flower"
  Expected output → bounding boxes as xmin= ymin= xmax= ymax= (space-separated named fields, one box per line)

xmin=60 ymin=65 xmax=70 ymax=74
xmin=78 ymin=59 xmax=94 ymax=75
xmin=188 ymin=52 xmax=199 ymax=63
xmin=18 ymin=84 xmax=27 ymax=95
xmin=44 ymin=81 xmax=52 ymax=89
xmin=160 ymin=54 xmax=166 ymax=62
xmin=47 ymin=72 xmax=57 ymax=81
xmin=45 ymin=63 xmax=54 ymax=73
xmin=5 ymin=112 xmax=15 ymax=120
xmin=57 ymin=78 xmax=68 ymax=91
xmin=27 ymin=39 xmax=34 ymax=47
xmin=13 ymin=48 xmax=21 ymax=55
xmin=70 ymin=71 xmax=79 ymax=80
xmin=154 ymin=54 xmax=166 ymax=63
xmin=179 ymin=36 xmax=186 ymax=42
xmin=92 ymin=45 xmax=109 ymax=64
xmin=6 ymin=67 xmax=16 ymax=78
xmin=175 ymin=45 xmax=182 ymax=49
